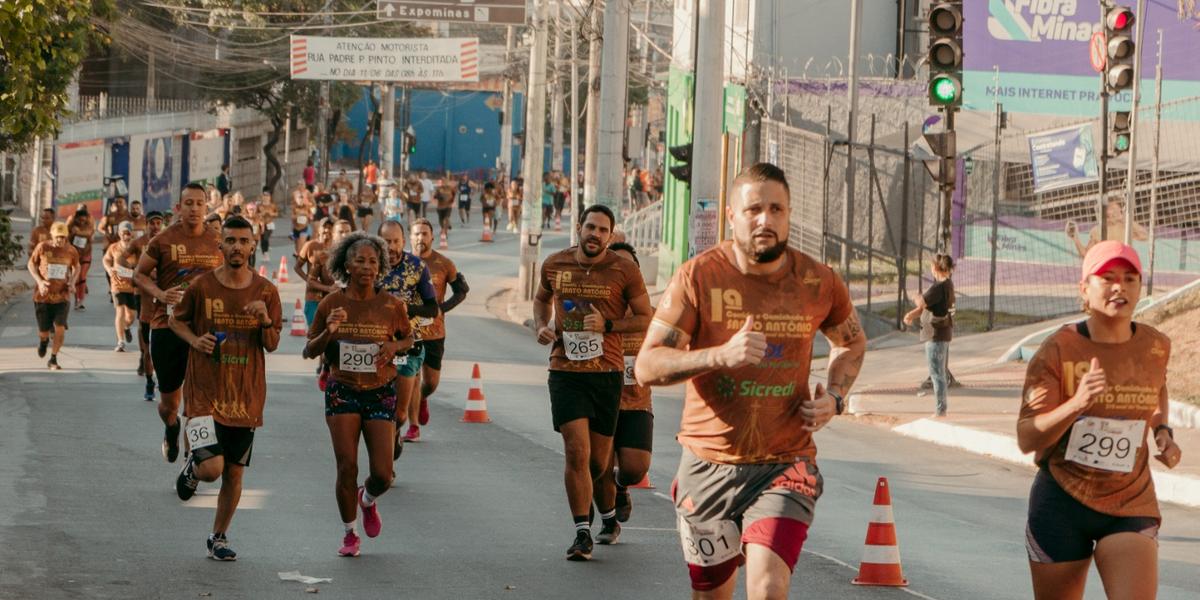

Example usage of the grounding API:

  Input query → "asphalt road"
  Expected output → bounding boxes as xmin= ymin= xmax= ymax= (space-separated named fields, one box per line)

xmin=1 ymin=219 xmax=1197 ymax=599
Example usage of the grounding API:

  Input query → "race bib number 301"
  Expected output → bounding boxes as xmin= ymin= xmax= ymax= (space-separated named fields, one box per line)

xmin=1065 ymin=417 xmax=1145 ymax=473
xmin=678 ymin=516 xmax=741 ymax=567
xmin=339 ymin=342 xmax=380 ymax=373
xmin=186 ymin=415 xmax=219 ymax=451
xmin=563 ymin=331 xmax=603 ymax=361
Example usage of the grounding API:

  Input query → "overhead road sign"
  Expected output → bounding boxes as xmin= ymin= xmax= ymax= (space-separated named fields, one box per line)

xmin=376 ymin=0 xmax=526 ymax=25
xmin=290 ymin=36 xmax=479 ymax=83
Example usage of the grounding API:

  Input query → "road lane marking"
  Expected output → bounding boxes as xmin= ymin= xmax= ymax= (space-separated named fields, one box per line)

xmin=183 ymin=488 xmax=269 ymax=510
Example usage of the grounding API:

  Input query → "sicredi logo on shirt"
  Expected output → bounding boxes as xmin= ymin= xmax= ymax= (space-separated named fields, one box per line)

xmin=715 ymin=375 xmax=796 ymax=401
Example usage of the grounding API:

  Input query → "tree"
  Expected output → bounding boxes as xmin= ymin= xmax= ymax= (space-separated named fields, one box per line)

xmin=0 ymin=0 xmax=116 ymax=153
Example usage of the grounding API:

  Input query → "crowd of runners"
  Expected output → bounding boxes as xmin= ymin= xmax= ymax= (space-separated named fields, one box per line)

xmin=20 ymin=162 xmax=1184 ymax=599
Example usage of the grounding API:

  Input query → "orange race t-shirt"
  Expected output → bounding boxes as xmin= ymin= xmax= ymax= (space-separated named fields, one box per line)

xmin=28 ymin=225 xmax=51 ymax=254
xmin=653 ymin=242 xmax=853 ymax=465
xmin=536 ymin=248 xmax=649 ymax=373
xmin=68 ymin=217 xmax=95 ymax=263
xmin=310 ymin=291 xmax=412 ymax=391
xmin=299 ymin=240 xmax=329 ymax=302
xmin=1020 ymin=324 xmax=1170 ymax=519
xmin=414 ymin=250 xmax=457 ymax=341
xmin=174 ymin=271 xmax=283 ymax=428
xmin=104 ymin=242 xmax=140 ymax=294
xmin=620 ymin=330 xmax=652 ymax=412
xmin=30 ymin=242 xmax=80 ymax=304
xmin=143 ymin=223 xmax=223 ymax=329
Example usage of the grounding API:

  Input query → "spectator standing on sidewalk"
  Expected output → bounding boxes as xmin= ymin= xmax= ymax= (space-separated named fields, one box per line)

xmin=904 ymin=254 xmax=955 ymax=417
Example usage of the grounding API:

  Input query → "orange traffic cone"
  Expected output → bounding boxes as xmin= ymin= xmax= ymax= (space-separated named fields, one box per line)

xmin=629 ymin=473 xmax=655 ymax=489
xmin=289 ymin=299 xmax=307 ymax=336
xmin=852 ymin=477 xmax=908 ymax=587
xmin=257 ymin=264 xmax=268 ymax=278
xmin=480 ymin=225 xmax=493 ymax=243
xmin=439 ymin=231 xmax=449 ymax=250
xmin=460 ymin=363 xmax=491 ymax=423
xmin=276 ymin=255 xmax=289 ymax=283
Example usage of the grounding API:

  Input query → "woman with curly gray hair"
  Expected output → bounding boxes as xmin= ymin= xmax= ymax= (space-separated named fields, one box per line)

xmin=303 ymin=231 xmax=414 ymax=557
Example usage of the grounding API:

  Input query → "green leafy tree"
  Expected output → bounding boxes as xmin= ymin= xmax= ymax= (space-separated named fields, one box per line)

xmin=0 ymin=0 xmax=116 ymax=153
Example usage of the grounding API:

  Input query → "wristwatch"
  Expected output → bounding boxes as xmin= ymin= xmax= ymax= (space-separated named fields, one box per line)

xmin=828 ymin=390 xmax=845 ymax=415
xmin=604 ymin=319 xmax=614 ymax=333
xmin=1154 ymin=424 xmax=1174 ymax=438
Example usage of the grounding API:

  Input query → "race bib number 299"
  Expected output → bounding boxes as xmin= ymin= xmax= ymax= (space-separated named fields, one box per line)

xmin=678 ymin=516 xmax=741 ymax=567
xmin=1065 ymin=416 xmax=1145 ymax=473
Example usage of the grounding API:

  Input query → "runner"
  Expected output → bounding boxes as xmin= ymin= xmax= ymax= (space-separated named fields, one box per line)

xmin=377 ymin=219 xmax=440 ymax=449
xmin=635 ymin=163 xmax=866 ymax=597
xmin=102 ymin=222 xmax=140 ymax=352
xmin=363 ymin=160 xmax=379 ymax=193
xmin=128 ymin=200 xmax=148 ymax=239
xmin=533 ymin=204 xmax=653 ymax=561
xmin=1017 ymin=240 xmax=1182 ymax=600
xmin=27 ymin=222 xmax=80 ymax=370
xmin=132 ymin=211 xmax=167 ymax=400
xmin=205 ymin=212 xmax=223 ymax=235
xmin=356 ymin=190 xmax=376 ymax=233
xmin=480 ymin=181 xmax=498 ymax=232
xmin=435 ymin=177 xmax=455 ymax=243
xmin=419 ymin=172 xmax=435 ymax=220
xmin=457 ymin=175 xmax=472 ymax=225
xmin=169 ymin=215 xmax=282 ymax=561
xmin=257 ymin=188 xmax=278 ymax=261
xmin=383 ymin=186 xmax=405 ymax=223
xmin=408 ymin=218 xmax=469 ymax=433
xmin=507 ymin=177 xmax=523 ymax=232
xmin=292 ymin=188 xmax=315 ymax=255
xmin=296 ymin=218 xmax=335 ymax=327
xmin=98 ymin=197 xmax=130 ymax=251
xmin=404 ymin=174 xmax=424 ymax=221
xmin=593 ymin=242 xmax=653 ymax=531
xmin=67 ymin=205 xmax=95 ymax=311
xmin=28 ymin=208 xmax=55 ymax=256
xmin=135 ymin=183 xmax=223 ymax=463
xmin=304 ymin=231 xmax=413 ymax=557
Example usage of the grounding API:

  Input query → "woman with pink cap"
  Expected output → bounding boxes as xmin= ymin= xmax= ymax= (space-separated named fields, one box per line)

xmin=1017 ymin=240 xmax=1183 ymax=599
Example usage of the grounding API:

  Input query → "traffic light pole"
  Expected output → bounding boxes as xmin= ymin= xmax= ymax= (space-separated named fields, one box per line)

xmin=940 ymin=107 xmax=955 ymax=254
xmin=1122 ymin=0 xmax=1147 ymax=245
xmin=1098 ymin=85 xmax=1109 ymax=242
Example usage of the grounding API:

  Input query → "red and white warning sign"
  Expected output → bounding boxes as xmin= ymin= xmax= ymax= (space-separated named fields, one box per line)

xmin=290 ymin=35 xmax=479 ymax=83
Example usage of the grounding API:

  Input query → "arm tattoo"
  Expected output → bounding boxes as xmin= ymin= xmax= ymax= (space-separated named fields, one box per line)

xmin=662 ymin=327 xmax=680 ymax=348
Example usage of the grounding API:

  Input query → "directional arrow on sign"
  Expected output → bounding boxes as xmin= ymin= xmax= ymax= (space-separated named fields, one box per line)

xmin=383 ymin=3 xmax=395 ymax=17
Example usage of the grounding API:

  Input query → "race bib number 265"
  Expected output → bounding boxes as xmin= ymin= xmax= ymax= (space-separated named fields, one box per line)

xmin=563 ymin=331 xmax=603 ymax=361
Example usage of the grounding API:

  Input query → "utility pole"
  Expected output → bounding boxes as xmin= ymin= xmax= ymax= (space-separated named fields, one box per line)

xmin=500 ymin=26 xmax=515 ymax=180
xmin=317 ymin=9 xmax=332 ymax=186
xmin=518 ymin=0 xmax=549 ymax=301
xmin=551 ymin=2 xmax=565 ymax=173
xmin=1123 ymin=0 xmax=1147 ymax=245
xmin=595 ymin=0 xmax=631 ymax=214
xmin=569 ymin=12 xmax=581 ymax=247
xmin=583 ymin=7 xmax=602 ymax=208
xmin=690 ymin=0 xmax=726 ymax=253
xmin=380 ymin=83 xmax=395 ymax=180
xmin=1146 ymin=28 xmax=1163 ymax=295
xmin=841 ymin=0 xmax=863 ymax=274
xmin=641 ymin=0 xmax=655 ymax=172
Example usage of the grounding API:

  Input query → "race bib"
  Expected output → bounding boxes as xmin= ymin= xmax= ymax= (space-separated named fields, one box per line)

xmin=1065 ymin=416 xmax=1145 ymax=473
xmin=623 ymin=355 xmax=637 ymax=385
xmin=414 ymin=316 xmax=435 ymax=328
xmin=678 ymin=516 xmax=741 ymax=567
xmin=266 ymin=222 xmax=276 ymax=231
xmin=392 ymin=355 xmax=408 ymax=367
xmin=339 ymin=342 xmax=380 ymax=373
xmin=72 ymin=236 xmax=88 ymax=249
xmin=185 ymin=415 xmax=218 ymax=451
xmin=46 ymin=263 xmax=68 ymax=280
xmin=134 ymin=230 xmax=146 ymax=239
xmin=115 ymin=266 xmax=134 ymax=279
xmin=563 ymin=331 xmax=603 ymax=361
xmin=296 ymin=215 xmax=309 ymax=225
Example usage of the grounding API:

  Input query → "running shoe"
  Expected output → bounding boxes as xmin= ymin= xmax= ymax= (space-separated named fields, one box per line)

xmin=417 ymin=397 xmax=430 ymax=426
xmin=566 ymin=530 xmax=593 ymax=561
xmin=393 ymin=429 xmax=405 ymax=461
xmin=338 ymin=530 xmax=361 ymax=557
xmin=176 ymin=457 xmax=199 ymax=501
xmin=115 ymin=341 xmax=126 ymax=352
xmin=615 ymin=488 xmax=633 ymax=523
xmin=144 ymin=379 xmax=156 ymax=402
xmin=402 ymin=424 xmax=420 ymax=442
xmin=162 ymin=420 xmax=181 ymax=463
xmin=124 ymin=328 xmax=132 ymax=343
xmin=76 ymin=304 xmax=85 ymax=311
xmin=207 ymin=534 xmax=237 ymax=561
xmin=358 ymin=487 xmax=382 ymax=538
xmin=596 ymin=521 xmax=621 ymax=545
xmin=47 ymin=356 xmax=61 ymax=370
xmin=37 ymin=339 xmax=48 ymax=358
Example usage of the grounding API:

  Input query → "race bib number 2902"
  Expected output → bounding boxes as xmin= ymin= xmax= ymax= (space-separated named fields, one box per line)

xmin=185 ymin=415 xmax=219 ymax=451
xmin=678 ymin=516 xmax=741 ymax=567
xmin=563 ymin=331 xmax=603 ymax=361
xmin=1065 ymin=416 xmax=1145 ymax=473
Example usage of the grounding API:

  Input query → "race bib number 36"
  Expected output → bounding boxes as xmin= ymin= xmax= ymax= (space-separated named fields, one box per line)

xmin=1065 ymin=417 xmax=1145 ymax=473
xmin=339 ymin=342 xmax=380 ymax=373
xmin=678 ymin=516 xmax=741 ymax=567
xmin=186 ymin=415 xmax=219 ymax=451
xmin=563 ymin=331 xmax=603 ymax=361
xmin=623 ymin=355 xmax=637 ymax=386
xmin=46 ymin=263 xmax=68 ymax=280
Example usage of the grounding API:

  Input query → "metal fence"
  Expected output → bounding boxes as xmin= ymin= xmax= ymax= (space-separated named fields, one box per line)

xmin=67 ymin=94 xmax=214 ymax=123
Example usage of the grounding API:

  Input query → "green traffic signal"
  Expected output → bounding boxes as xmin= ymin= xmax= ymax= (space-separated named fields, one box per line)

xmin=1113 ymin=134 xmax=1130 ymax=153
xmin=930 ymin=76 xmax=960 ymax=105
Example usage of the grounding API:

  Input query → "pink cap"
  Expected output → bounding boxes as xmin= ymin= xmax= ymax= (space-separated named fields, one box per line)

xmin=1081 ymin=240 xmax=1142 ymax=281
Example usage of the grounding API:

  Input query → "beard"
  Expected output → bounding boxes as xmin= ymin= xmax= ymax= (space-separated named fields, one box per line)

xmin=580 ymin=237 xmax=605 ymax=258
xmin=738 ymin=230 xmax=788 ymax=264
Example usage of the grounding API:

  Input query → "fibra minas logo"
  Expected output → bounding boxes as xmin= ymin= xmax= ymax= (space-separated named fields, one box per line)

xmin=987 ymin=0 xmax=1101 ymax=42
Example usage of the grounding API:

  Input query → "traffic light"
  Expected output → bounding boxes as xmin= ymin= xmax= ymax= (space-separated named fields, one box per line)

xmin=927 ymin=2 xmax=964 ymax=108
xmin=668 ymin=143 xmax=692 ymax=184
xmin=1103 ymin=6 xmax=1135 ymax=95
xmin=403 ymin=132 xmax=417 ymax=154
xmin=1111 ymin=111 xmax=1132 ymax=155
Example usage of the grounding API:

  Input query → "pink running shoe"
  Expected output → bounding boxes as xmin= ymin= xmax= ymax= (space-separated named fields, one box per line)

xmin=402 ymin=424 xmax=420 ymax=442
xmin=418 ymin=397 xmax=430 ymax=426
xmin=338 ymin=530 xmax=361 ymax=557
xmin=358 ymin=487 xmax=382 ymax=538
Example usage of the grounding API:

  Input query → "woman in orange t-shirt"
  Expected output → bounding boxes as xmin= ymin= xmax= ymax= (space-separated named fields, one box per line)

xmin=1017 ymin=241 xmax=1182 ymax=600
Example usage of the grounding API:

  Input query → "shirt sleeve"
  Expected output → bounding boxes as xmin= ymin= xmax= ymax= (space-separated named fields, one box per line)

xmin=417 ymin=264 xmax=437 ymax=302
xmin=652 ymin=265 xmax=700 ymax=341
xmin=144 ymin=236 xmax=163 ymax=265
xmin=922 ymin=283 xmax=944 ymax=310
xmin=308 ymin=296 xmax=331 ymax=341
xmin=819 ymin=269 xmax=854 ymax=330
xmin=534 ymin=259 xmax=554 ymax=303
xmin=1020 ymin=338 xmax=1064 ymax=420
xmin=622 ymin=262 xmax=649 ymax=303
xmin=173 ymin=280 xmax=200 ymax=324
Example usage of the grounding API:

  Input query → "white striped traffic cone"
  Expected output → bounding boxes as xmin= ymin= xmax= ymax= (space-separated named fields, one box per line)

xmin=852 ymin=477 xmax=908 ymax=587
xmin=460 ymin=363 xmax=491 ymax=423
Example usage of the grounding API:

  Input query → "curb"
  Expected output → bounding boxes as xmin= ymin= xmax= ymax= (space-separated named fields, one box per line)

xmin=890 ymin=418 xmax=1200 ymax=509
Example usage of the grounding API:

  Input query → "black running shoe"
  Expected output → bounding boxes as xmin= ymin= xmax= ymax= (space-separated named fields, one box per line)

xmin=124 ymin=328 xmax=132 ymax=343
xmin=393 ymin=429 xmax=405 ymax=461
xmin=37 ymin=339 xmax=48 ymax=358
xmin=47 ymin=355 xmax=61 ymax=370
xmin=144 ymin=379 xmax=156 ymax=402
xmin=207 ymin=535 xmax=237 ymax=561
xmin=597 ymin=521 xmax=621 ymax=545
xmin=566 ymin=530 xmax=593 ymax=561
xmin=162 ymin=420 xmax=181 ymax=463
xmin=615 ymin=488 xmax=633 ymax=523
xmin=176 ymin=457 xmax=199 ymax=501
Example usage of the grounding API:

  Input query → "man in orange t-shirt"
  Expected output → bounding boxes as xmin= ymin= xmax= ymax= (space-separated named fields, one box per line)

xmin=408 ymin=217 xmax=469 ymax=430
xmin=28 ymin=221 xmax=81 ymax=370
xmin=636 ymin=163 xmax=866 ymax=597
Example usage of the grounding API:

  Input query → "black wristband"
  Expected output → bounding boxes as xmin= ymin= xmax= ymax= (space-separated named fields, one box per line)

xmin=604 ymin=319 xmax=613 ymax=333
xmin=1154 ymin=424 xmax=1173 ymax=438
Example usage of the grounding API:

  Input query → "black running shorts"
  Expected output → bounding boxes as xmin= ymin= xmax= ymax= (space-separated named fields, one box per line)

xmin=150 ymin=328 xmax=190 ymax=394
xmin=114 ymin=292 xmax=139 ymax=309
xmin=34 ymin=302 xmax=69 ymax=332
xmin=422 ymin=337 xmax=445 ymax=371
xmin=548 ymin=370 xmax=622 ymax=434
xmin=1025 ymin=468 xmax=1159 ymax=564
xmin=613 ymin=410 xmax=654 ymax=452
xmin=191 ymin=421 xmax=255 ymax=467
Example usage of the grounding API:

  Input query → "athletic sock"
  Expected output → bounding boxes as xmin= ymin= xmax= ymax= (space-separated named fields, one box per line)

xmin=361 ymin=489 xmax=377 ymax=507
xmin=572 ymin=515 xmax=590 ymax=532
xmin=599 ymin=508 xmax=617 ymax=527
xmin=343 ymin=521 xmax=356 ymax=534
